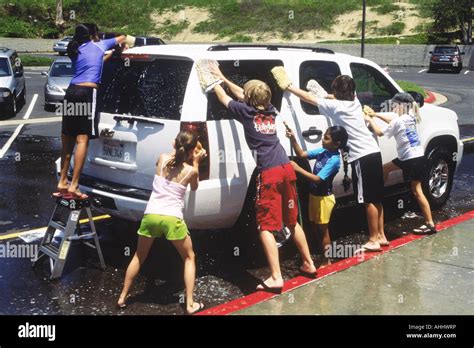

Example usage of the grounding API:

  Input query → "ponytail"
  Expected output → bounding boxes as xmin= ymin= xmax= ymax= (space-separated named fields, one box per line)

xmin=341 ymin=145 xmax=351 ymax=192
xmin=412 ymin=101 xmax=421 ymax=123
xmin=166 ymin=131 xmax=198 ymax=170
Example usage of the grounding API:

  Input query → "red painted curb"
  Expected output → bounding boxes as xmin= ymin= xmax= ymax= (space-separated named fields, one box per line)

xmin=424 ymin=90 xmax=436 ymax=103
xmin=196 ymin=210 xmax=474 ymax=316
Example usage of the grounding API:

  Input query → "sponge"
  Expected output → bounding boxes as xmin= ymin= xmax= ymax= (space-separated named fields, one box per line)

xmin=196 ymin=59 xmax=223 ymax=92
xmin=306 ymin=79 xmax=328 ymax=98
xmin=271 ymin=66 xmax=293 ymax=90
xmin=125 ymin=35 xmax=136 ymax=48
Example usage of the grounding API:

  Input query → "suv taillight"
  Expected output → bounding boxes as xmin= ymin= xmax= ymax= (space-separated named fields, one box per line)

xmin=431 ymin=56 xmax=438 ymax=62
xmin=180 ymin=122 xmax=210 ymax=180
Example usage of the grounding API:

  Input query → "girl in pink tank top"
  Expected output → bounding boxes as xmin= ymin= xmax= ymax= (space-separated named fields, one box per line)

xmin=117 ymin=131 xmax=207 ymax=314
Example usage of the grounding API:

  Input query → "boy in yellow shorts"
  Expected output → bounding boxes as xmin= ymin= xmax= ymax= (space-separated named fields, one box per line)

xmin=287 ymin=125 xmax=349 ymax=267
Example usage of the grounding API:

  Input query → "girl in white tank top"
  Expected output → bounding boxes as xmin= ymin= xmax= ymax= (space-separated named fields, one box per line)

xmin=117 ymin=131 xmax=207 ymax=314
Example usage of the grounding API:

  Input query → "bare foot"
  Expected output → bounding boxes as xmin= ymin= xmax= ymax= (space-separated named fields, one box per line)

xmin=186 ymin=302 xmax=205 ymax=315
xmin=300 ymin=261 xmax=317 ymax=274
xmin=116 ymin=295 xmax=128 ymax=309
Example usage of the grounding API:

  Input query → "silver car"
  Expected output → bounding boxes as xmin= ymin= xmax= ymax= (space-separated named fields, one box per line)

xmin=0 ymin=47 xmax=26 ymax=117
xmin=53 ymin=36 xmax=73 ymax=56
xmin=42 ymin=57 xmax=73 ymax=111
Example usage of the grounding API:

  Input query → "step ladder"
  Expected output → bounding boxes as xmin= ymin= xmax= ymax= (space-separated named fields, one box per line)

xmin=32 ymin=196 xmax=106 ymax=280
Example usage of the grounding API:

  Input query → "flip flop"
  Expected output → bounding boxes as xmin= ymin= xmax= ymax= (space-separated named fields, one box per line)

xmin=63 ymin=192 xmax=89 ymax=200
xmin=52 ymin=189 xmax=69 ymax=197
xmin=362 ymin=242 xmax=382 ymax=252
xmin=186 ymin=302 xmax=205 ymax=315
xmin=413 ymin=224 xmax=437 ymax=235
xmin=379 ymin=241 xmax=390 ymax=247
xmin=116 ymin=302 xmax=127 ymax=310
xmin=298 ymin=267 xmax=317 ymax=279
xmin=256 ymin=280 xmax=283 ymax=294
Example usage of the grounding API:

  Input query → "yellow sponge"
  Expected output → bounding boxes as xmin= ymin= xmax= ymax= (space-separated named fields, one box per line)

xmin=271 ymin=66 xmax=293 ymax=90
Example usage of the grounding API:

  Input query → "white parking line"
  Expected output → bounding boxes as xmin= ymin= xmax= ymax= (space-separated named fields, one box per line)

xmin=464 ymin=70 xmax=470 ymax=75
xmin=418 ymin=68 xmax=427 ymax=74
xmin=0 ymin=94 xmax=38 ymax=159
xmin=24 ymin=71 xmax=43 ymax=75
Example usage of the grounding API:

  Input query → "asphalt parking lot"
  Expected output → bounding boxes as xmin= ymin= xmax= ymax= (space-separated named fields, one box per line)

xmin=0 ymin=64 xmax=472 ymax=315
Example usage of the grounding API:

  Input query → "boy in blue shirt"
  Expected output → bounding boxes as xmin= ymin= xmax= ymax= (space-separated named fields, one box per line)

xmin=287 ymin=125 xmax=349 ymax=267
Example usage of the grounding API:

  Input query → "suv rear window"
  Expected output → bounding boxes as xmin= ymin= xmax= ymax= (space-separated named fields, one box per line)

xmin=100 ymin=58 xmax=193 ymax=120
xmin=434 ymin=47 xmax=457 ymax=54
xmin=206 ymin=60 xmax=284 ymax=121
xmin=0 ymin=58 xmax=11 ymax=77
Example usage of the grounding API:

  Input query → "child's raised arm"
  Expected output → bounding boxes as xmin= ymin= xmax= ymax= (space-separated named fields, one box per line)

xmin=364 ymin=114 xmax=385 ymax=137
xmin=287 ymin=85 xmax=319 ymax=106
xmin=210 ymin=64 xmax=245 ymax=101
xmin=213 ymin=84 xmax=233 ymax=109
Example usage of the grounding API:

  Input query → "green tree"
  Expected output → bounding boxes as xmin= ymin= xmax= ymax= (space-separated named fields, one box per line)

xmin=429 ymin=0 xmax=472 ymax=44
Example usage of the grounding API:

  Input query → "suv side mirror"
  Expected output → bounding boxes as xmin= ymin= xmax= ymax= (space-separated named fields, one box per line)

xmin=41 ymin=71 xmax=48 ymax=77
xmin=406 ymin=91 xmax=424 ymax=108
xmin=429 ymin=51 xmax=433 ymax=54
xmin=461 ymin=52 xmax=465 ymax=55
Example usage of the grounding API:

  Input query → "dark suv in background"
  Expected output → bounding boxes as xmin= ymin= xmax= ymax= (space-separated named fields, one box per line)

xmin=429 ymin=45 xmax=464 ymax=73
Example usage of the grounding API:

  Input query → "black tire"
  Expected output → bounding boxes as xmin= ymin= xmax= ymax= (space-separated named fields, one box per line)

xmin=44 ymin=104 xmax=56 ymax=112
xmin=7 ymin=94 xmax=17 ymax=117
xmin=421 ymin=147 xmax=455 ymax=209
xmin=19 ymin=86 xmax=26 ymax=106
xmin=428 ymin=64 xmax=436 ymax=73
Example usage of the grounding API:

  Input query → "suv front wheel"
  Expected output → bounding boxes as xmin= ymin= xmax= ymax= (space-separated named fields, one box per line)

xmin=7 ymin=93 xmax=17 ymax=116
xmin=422 ymin=147 xmax=455 ymax=209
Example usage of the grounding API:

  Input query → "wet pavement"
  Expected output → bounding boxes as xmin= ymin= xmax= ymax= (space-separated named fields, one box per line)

xmin=0 ymin=68 xmax=473 ymax=315
xmin=236 ymin=217 xmax=474 ymax=315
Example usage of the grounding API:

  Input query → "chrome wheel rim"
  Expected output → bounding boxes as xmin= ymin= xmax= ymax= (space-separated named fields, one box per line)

xmin=429 ymin=160 xmax=449 ymax=199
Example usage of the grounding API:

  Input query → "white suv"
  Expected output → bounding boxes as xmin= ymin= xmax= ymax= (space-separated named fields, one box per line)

xmin=63 ymin=44 xmax=463 ymax=229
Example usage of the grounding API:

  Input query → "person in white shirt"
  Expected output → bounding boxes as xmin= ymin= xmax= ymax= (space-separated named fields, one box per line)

xmin=364 ymin=92 xmax=436 ymax=235
xmin=281 ymin=74 xmax=388 ymax=252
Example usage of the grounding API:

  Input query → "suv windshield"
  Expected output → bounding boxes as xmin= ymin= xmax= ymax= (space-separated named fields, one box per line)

xmin=50 ymin=62 xmax=73 ymax=77
xmin=0 ymin=58 xmax=11 ymax=77
xmin=100 ymin=58 xmax=193 ymax=120
xmin=434 ymin=47 xmax=457 ymax=54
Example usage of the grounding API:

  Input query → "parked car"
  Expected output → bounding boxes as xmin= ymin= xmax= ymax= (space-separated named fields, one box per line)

xmin=53 ymin=36 xmax=73 ymax=56
xmin=429 ymin=45 xmax=464 ymax=73
xmin=42 ymin=57 xmax=73 ymax=111
xmin=0 ymin=47 xmax=25 ymax=117
xmin=57 ymin=44 xmax=463 ymax=232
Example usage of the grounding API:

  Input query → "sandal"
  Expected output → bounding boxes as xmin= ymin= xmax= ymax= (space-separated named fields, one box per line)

xmin=413 ymin=224 xmax=437 ymax=235
xmin=52 ymin=188 xmax=69 ymax=197
xmin=362 ymin=242 xmax=382 ymax=252
xmin=186 ymin=302 xmax=205 ymax=315
xmin=63 ymin=191 xmax=89 ymax=200
xmin=256 ymin=280 xmax=283 ymax=294
xmin=298 ymin=267 xmax=317 ymax=279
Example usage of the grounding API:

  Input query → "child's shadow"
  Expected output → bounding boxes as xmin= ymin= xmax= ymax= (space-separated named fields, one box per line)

xmin=127 ymin=278 xmax=184 ymax=307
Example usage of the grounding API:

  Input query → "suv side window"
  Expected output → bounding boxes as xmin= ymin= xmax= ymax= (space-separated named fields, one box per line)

xmin=207 ymin=60 xmax=284 ymax=121
xmin=350 ymin=63 xmax=398 ymax=111
xmin=299 ymin=60 xmax=341 ymax=115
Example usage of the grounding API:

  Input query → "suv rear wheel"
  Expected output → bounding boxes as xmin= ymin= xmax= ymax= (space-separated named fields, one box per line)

xmin=422 ymin=147 xmax=455 ymax=209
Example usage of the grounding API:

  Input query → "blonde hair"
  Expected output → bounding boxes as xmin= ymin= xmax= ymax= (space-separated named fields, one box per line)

xmin=243 ymin=80 xmax=272 ymax=110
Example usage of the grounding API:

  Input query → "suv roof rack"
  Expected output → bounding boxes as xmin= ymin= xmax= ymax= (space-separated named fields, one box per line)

xmin=207 ymin=44 xmax=334 ymax=54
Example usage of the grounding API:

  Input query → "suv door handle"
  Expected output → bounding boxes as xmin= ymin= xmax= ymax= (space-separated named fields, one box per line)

xmin=302 ymin=127 xmax=322 ymax=137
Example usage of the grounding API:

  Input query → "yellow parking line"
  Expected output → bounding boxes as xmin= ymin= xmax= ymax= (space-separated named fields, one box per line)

xmin=0 ymin=214 xmax=111 ymax=241
xmin=462 ymin=137 xmax=474 ymax=143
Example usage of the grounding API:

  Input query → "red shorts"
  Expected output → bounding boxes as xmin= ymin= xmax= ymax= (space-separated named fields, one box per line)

xmin=256 ymin=163 xmax=298 ymax=232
